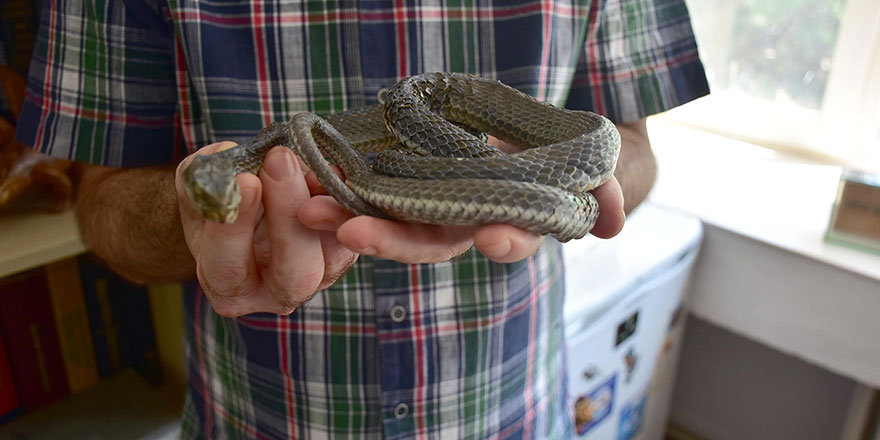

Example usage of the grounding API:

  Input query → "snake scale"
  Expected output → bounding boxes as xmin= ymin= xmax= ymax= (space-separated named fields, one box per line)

xmin=182 ymin=72 xmax=621 ymax=242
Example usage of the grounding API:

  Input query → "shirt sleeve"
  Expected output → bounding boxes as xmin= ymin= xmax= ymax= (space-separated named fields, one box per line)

xmin=15 ymin=0 xmax=182 ymax=168
xmin=566 ymin=0 xmax=710 ymax=123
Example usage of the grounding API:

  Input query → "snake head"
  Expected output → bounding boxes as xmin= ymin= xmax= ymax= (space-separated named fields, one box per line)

xmin=182 ymin=154 xmax=241 ymax=224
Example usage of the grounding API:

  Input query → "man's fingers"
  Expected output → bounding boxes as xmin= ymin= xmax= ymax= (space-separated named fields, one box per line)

xmin=175 ymin=141 xmax=270 ymax=316
xmin=297 ymin=195 xmax=356 ymax=231
xmin=317 ymin=231 xmax=359 ymax=290
xmin=175 ymin=141 xmax=239 ymax=219
xmin=197 ymin=172 xmax=262 ymax=304
xmin=473 ymin=224 xmax=544 ymax=263
xmin=259 ymin=147 xmax=326 ymax=305
xmin=337 ymin=216 xmax=476 ymax=263
xmin=337 ymin=217 xmax=543 ymax=264
xmin=175 ymin=141 xmax=243 ymax=258
xmin=589 ymin=177 xmax=625 ymax=239
xmin=298 ymin=196 xmax=360 ymax=289
xmin=304 ymin=163 xmax=345 ymax=196
xmin=175 ymin=141 xmax=238 ymax=180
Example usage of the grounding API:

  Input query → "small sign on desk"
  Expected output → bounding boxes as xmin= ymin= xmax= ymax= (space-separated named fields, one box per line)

xmin=826 ymin=169 xmax=880 ymax=254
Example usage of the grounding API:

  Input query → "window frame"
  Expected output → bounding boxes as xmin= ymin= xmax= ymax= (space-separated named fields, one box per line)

xmin=658 ymin=0 xmax=880 ymax=167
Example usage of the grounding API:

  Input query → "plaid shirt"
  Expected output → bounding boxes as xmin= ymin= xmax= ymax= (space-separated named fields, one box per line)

xmin=18 ymin=0 xmax=708 ymax=438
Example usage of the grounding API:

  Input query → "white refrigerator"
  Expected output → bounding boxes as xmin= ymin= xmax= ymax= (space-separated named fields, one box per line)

xmin=562 ymin=203 xmax=702 ymax=440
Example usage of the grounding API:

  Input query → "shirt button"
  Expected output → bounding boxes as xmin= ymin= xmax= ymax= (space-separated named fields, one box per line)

xmin=393 ymin=402 xmax=409 ymax=419
xmin=390 ymin=304 xmax=407 ymax=323
xmin=377 ymin=87 xmax=390 ymax=104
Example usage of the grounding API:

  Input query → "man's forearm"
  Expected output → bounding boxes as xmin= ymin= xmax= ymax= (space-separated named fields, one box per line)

xmin=74 ymin=163 xmax=196 ymax=284
xmin=614 ymin=119 xmax=656 ymax=214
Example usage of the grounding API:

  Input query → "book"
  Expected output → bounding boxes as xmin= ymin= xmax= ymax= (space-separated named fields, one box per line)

xmin=78 ymin=257 xmax=121 ymax=377
xmin=44 ymin=258 xmax=99 ymax=393
xmin=113 ymin=277 xmax=162 ymax=386
xmin=0 ymin=268 xmax=69 ymax=411
xmin=78 ymin=256 xmax=162 ymax=385
xmin=0 ymin=334 xmax=19 ymax=423
xmin=148 ymin=283 xmax=185 ymax=412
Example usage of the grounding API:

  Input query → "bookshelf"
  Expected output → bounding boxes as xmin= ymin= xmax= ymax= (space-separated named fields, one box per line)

xmin=1 ymin=8 xmax=181 ymax=433
xmin=0 ymin=210 xmax=86 ymax=279
xmin=0 ymin=210 xmax=184 ymax=437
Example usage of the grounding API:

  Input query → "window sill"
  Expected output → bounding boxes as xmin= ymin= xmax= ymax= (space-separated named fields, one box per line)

xmin=646 ymin=117 xmax=880 ymax=387
xmin=646 ymin=117 xmax=880 ymax=282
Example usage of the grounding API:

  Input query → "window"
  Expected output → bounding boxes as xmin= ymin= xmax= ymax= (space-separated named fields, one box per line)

xmin=660 ymin=0 xmax=880 ymax=168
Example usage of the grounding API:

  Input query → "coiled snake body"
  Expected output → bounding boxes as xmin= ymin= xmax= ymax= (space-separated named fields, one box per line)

xmin=183 ymin=72 xmax=620 ymax=242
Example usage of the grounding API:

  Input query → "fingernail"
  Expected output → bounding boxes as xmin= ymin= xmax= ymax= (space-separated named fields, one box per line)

xmin=307 ymin=220 xmax=338 ymax=231
xmin=264 ymin=149 xmax=297 ymax=180
xmin=351 ymin=246 xmax=377 ymax=256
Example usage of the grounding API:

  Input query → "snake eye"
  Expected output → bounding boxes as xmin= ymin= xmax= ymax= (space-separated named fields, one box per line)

xmin=183 ymin=155 xmax=241 ymax=223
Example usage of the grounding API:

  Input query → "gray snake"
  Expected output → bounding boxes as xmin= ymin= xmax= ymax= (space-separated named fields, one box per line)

xmin=182 ymin=72 xmax=620 ymax=242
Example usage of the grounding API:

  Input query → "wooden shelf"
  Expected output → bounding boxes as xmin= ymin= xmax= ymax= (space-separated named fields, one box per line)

xmin=0 ymin=209 xmax=87 ymax=279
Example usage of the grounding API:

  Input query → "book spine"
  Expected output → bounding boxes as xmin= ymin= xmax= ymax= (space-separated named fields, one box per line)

xmin=0 ymin=269 xmax=69 ymax=411
xmin=114 ymin=278 xmax=162 ymax=385
xmin=78 ymin=257 xmax=121 ymax=377
xmin=78 ymin=256 xmax=162 ymax=385
xmin=148 ymin=283 xmax=185 ymax=411
xmin=0 ymin=334 xmax=20 ymax=421
xmin=45 ymin=258 xmax=99 ymax=393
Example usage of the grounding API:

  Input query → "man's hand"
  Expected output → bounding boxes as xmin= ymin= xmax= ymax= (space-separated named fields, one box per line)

xmin=298 ymin=135 xmax=624 ymax=262
xmin=298 ymin=175 xmax=625 ymax=262
xmin=176 ymin=138 xmax=626 ymax=317
xmin=176 ymin=143 xmax=358 ymax=317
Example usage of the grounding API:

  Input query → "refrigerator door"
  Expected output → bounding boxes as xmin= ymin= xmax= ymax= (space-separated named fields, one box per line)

xmin=563 ymin=204 xmax=703 ymax=331
xmin=562 ymin=203 xmax=702 ymax=440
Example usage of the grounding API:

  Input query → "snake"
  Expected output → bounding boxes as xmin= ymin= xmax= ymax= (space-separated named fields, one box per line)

xmin=182 ymin=72 xmax=620 ymax=242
